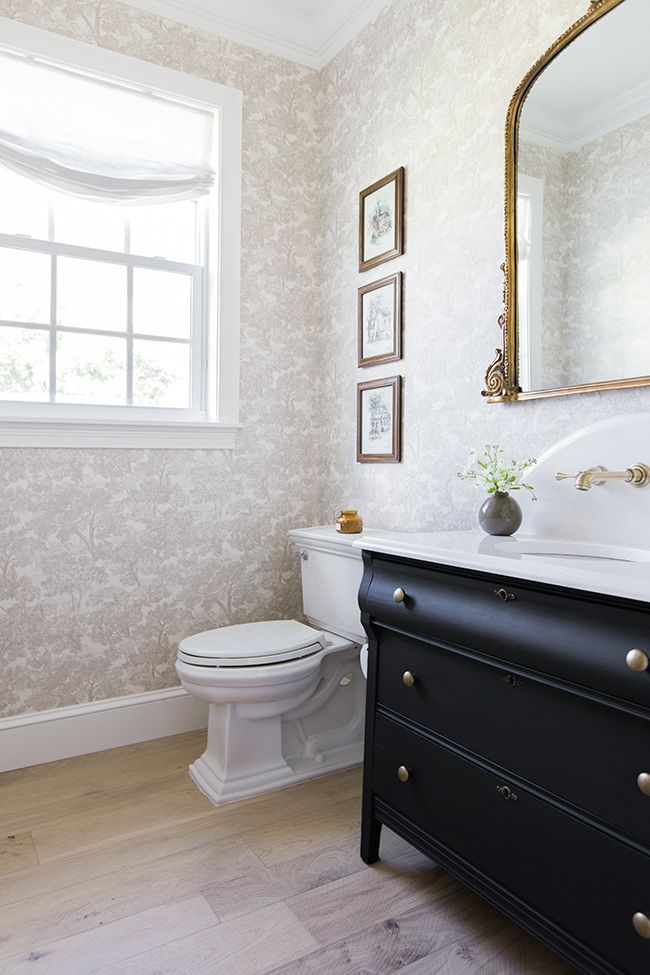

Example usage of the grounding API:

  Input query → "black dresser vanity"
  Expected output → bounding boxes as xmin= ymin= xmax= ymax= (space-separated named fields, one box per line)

xmin=359 ymin=550 xmax=650 ymax=975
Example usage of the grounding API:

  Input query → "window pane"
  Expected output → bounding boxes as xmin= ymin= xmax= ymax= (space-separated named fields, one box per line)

xmin=57 ymin=332 xmax=126 ymax=404
xmin=133 ymin=268 xmax=192 ymax=340
xmin=0 ymin=326 xmax=49 ymax=401
xmin=53 ymin=193 xmax=126 ymax=252
xmin=0 ymin=168 xmax=49 ymax=239
xmin=0 ymin=248 xmax=50 ymax=323
xmin=129 ymin=201 xmax=197 ymax=263
xmin=57 ymin=258 xmax=127 ymax=331
xmin=133 ymin=339 xmax=190 ymax=408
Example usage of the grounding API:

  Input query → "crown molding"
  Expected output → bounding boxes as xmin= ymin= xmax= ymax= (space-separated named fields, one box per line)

xmin=118 ymin=0 xmax=392 ymax=69
xmin=521 ymin=77 xmax=650 ymax=153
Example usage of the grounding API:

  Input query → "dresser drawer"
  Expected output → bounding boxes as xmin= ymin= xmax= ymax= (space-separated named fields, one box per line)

xmin=373 ymin=715 xmax=650 ymax=975
xmin=363 ymin=557 xmax=650 ymax=709
xmin=375 ymin=631 xmax=650 ymax=848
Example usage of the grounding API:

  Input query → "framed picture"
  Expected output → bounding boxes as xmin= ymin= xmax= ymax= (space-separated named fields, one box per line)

xmin=359 ymin=167 xmax=404 ymax=272
xmin=357 ymin=375 xmax=402 ymax=463
xmin=358 ymin=272 xmax=402 ymax=367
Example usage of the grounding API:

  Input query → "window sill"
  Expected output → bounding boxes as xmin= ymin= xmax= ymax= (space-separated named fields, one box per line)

xmin=0 ymin=416 xmax=241 ymax=449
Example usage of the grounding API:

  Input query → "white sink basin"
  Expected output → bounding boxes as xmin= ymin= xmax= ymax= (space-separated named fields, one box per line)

xmin=489 ymin=538 xmax=650 ymax=568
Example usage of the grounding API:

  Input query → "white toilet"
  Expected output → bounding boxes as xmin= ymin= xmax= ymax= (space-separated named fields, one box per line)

xmin=175 ymin=525 xmax=366 ymax=805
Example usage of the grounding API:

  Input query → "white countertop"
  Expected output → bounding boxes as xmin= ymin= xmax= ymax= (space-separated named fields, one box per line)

xmin=353 ymin=530 xmax=650 ymax=604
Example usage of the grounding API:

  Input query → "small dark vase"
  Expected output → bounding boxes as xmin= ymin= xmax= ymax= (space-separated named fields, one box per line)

xmin=478 ymin=491 xmax=522 ymax=536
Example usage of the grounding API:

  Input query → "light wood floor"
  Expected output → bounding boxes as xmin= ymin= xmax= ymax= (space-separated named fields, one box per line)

xmin=0 ymin=731 xmax=577 ymax=974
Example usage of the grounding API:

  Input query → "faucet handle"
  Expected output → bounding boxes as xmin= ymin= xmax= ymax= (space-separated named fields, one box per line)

xmin=555 ymin=472 xmax=576 ymax=481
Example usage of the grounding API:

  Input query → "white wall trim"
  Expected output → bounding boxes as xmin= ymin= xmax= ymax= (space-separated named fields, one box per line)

xmin=521 ymin=77 xmax=650 ymax=153
xmin=118 ymin=0 xmax=392 ymax=69
xmin=0 ymin=687 xmax=208 ymax=772
xmin=0 ymin=416 xmax=241 ymax=448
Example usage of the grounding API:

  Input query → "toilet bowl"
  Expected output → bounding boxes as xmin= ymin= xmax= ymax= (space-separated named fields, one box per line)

xmin=175 ymin=526 xmax=367 ymax=805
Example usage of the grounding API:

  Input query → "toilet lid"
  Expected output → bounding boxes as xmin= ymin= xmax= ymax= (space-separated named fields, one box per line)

xmin=177 ymin=619 xmax=327 ymax=667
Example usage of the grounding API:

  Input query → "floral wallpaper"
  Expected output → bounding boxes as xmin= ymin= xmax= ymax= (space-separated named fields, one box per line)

xmin=3 ymin=0 xmax=650 ymax=721
xmin=564 ymin=115 xmax=650 ymax=386
xmin=0 ymin=0 xmax=324 ymax=718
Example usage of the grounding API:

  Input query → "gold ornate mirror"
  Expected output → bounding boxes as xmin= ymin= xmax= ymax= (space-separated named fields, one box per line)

xmin=484 ymin=0 xmax=650 ymax=401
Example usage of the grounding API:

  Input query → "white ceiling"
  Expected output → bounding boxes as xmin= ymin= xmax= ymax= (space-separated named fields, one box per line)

xmin=119 ymin=0 xmax=393 ymax=69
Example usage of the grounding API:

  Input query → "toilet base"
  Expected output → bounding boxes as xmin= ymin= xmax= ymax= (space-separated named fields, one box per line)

xmin=182 ymin=644 xmax=365 ymax=806
xmin=188 ymin=742 xmax=362 ymax=805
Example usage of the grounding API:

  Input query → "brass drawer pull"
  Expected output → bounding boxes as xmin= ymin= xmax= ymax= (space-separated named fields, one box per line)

xmin=638 ymin=773 xmax=650 ymax=797
xmin=494 ymin=588 xmax=516 ymax=602
xmin=502 ymin=673 xmax=523 ymax=688
xmin=397 ymin=765 xmax=411 ymax=783
xmin=626 ymin=649 xmax=649 ymax=672
xmin=496 ymin=785 xmax=518 ymax=802
xmin=393 ymin=587 xmax=406 ymax=603
xmin=633 ymin=913 xmax=650 ymax=939
xmin=402 ymin=671 xmax=415 ymax=688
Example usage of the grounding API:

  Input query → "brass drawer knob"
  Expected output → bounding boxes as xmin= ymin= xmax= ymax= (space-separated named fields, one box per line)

xmin=638 ymin=773 xmax=650 ymax=797
xmin=633 ymin=913 xmax=650 ymax=939
xmin=397 ymin=765 xmax=411 ymax=783
xmin=626 ymin=649 xmax=649 ymax=672
xmin=402 ymin=671 xmax=415 ymax=688
xmin=393 ymin=587 xmax=406 ymax=603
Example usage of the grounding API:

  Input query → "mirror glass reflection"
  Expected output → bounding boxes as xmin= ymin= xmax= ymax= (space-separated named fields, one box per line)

xmin=517 ymin=0 xmax=650 ymax=392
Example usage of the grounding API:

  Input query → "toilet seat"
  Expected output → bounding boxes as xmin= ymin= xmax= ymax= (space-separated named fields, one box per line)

xmin=177 ymin=619 xmax=327 ymax=668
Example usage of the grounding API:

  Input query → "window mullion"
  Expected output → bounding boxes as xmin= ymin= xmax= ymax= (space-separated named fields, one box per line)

xmin=49 ymin=254 xmax=57 ymax=403
xmin=127 ymin=266 xmax=133 ymax=407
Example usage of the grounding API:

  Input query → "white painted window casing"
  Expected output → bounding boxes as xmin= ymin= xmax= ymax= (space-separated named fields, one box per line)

xmin=517 ymin=174 xmax=544 ymax=392
xmin=0 ymin=18 xmax=242 ymax=448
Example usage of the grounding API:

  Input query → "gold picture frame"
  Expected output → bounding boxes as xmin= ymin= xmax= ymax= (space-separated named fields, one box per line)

xmin=359 ymin=168 xmax=404 ymax=273
xmin=357 ymin=375 xmax=402 ymax=464
xmin=358 ymin=272 xmax=402 ymax=367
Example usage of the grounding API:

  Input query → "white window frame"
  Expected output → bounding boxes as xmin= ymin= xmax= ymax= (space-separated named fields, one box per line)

xmin=0 ymin=18 xmax=242 ymax=449
xmin=517 ymin=173 xmax=544 ymax=392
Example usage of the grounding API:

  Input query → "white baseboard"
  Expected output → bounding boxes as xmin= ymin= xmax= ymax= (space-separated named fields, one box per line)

xmin=0 ymin=687 xmax=208 ymax=773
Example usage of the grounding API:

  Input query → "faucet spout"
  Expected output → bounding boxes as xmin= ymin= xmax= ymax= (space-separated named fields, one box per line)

xmin=555 ymin=463 xmax=650 ymax=491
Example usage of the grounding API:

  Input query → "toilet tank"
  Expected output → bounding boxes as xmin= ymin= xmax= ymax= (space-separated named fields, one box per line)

xmin=289 ymin=526 xmax=366 ymax=644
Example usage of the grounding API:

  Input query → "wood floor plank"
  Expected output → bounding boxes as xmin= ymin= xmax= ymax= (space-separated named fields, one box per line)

xmin=241 ymin=796 xmax=361 ymax=867
xmin=312 ymin=766 xmax=362 ymax=802
xmin=27 ymin=774 xmax=214 ymax=863
xmin=0 ymin=894 xmax=218 ymax=975
xmin=203 ymin=827 xmax=427 ymax=923
xmin=397 ymin=920 xmax=577 ymax=974
xmin=23 ymin=766 xmax=342 ymax=865
xmin=0 ymin=836 xmax=258 ymax=960
xmin=87 ymin=902 xmax=317 ymax=975
xmin=0 ymin=732 xmax=206 ymax=817
xmin=203 ymin=839 xmax=362 ymax=922
xmin=0 ymin=834 xmax=38 ymax=876
xmin=0 ymin=815 xmax=243 ymax=910
xmin=262 ymin=879 xmax=505 ymax=975
xmin=0 ymin=774 xmax=349 ymax=908
xmin=285 ymin=853 xmax=446 ymax=947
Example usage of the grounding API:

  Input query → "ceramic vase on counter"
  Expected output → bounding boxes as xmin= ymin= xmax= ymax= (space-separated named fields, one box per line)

xmin=478 ymin=492 xmax=522 ymax=536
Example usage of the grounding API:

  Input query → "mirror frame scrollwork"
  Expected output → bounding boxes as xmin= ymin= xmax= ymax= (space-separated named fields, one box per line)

xmin=483 ymin=0 xmax=638 ymax=403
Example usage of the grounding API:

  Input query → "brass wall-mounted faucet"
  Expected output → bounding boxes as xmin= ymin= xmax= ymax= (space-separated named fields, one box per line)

xmin=555 ymin=464 xmax=650 ymax=492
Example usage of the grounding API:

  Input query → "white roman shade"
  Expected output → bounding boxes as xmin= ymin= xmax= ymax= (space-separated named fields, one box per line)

xmin=0 ymin=51 xmax=216 ymax=204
